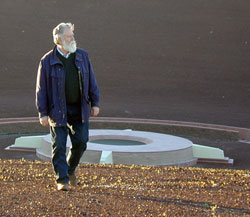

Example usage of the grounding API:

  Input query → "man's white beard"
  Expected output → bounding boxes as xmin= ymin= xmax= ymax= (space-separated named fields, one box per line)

xmin=62 ymin=39 xmax=77 ymax=53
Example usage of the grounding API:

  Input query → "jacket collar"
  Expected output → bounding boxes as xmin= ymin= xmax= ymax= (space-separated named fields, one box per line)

xmin=75 ymin=49 xmax=83 ymax=62
xmin=50 ymin=46 xmax=61 ymax=65
xmin=50 ymin=46 xmax=83 ymax=65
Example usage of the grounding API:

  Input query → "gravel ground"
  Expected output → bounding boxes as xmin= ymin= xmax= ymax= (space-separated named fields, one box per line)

xmin=0 ymin=159 xmax=249 ymax=216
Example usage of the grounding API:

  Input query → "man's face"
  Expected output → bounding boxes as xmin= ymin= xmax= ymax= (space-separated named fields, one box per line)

xmin=63 ymin=28 xmax=75 ymax=43
xmin=60 ymin=28 xmax=77 ymax=53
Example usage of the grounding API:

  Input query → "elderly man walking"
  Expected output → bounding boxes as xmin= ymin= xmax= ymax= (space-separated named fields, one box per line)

xmin=36 ymin=22 xmax=100 ymax=191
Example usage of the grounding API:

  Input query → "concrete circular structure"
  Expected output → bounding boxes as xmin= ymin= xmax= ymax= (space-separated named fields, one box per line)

xmin=36 ymin=129 xmax=197 ymax=166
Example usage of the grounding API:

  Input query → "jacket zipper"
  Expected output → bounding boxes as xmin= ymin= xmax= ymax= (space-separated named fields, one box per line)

xmin=78 ymin=70 xmax=83 ymax=96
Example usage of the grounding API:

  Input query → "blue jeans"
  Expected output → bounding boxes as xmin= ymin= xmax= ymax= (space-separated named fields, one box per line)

xmin=50 ymin=104 xmax=89 ymax=184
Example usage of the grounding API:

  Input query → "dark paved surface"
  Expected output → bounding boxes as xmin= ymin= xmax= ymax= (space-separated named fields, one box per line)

xmin=1 ymin=0 xmax=250 ymax=127
xmin=0 ymin=1 xmax=250 ymax=169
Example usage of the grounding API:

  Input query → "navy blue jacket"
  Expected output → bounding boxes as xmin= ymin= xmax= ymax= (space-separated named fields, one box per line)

xmin=36 ymin=47 xmax=100 ymax=126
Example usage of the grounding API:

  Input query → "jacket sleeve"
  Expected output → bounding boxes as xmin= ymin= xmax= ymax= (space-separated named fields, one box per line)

xmin=87 ymin=56 xmax=100 ymax=108
xmin=35 ymin=60 xmax=48 ymax=118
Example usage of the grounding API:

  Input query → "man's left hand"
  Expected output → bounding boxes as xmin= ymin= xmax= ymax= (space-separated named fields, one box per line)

xmin=91 ymin=107 xmax=100 ymax=117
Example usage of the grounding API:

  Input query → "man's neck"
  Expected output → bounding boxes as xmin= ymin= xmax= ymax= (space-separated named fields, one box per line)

xmin=57 ymin=45 xmax=69 ymax=55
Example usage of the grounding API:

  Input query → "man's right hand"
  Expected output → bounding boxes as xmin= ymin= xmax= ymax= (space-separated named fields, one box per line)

xmin=40 ymin=116 xmax=49 ymax=127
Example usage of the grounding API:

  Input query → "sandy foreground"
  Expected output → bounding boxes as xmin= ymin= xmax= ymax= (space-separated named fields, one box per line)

xmin=0 ymin=159 xmax=249 ymax=216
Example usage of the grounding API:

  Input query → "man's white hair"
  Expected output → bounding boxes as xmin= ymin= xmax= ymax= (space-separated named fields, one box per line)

xmin=52 ymin=22 xmax=74 ymax=45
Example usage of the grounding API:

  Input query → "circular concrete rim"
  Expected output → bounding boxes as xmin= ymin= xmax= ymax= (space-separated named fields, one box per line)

xmin=43 ymin=129 xmax=193 ymax=153
xmin=39 ymin=129 xmax=196 ymax=166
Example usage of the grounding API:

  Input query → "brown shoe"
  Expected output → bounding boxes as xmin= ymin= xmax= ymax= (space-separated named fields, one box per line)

xmin=69 ymin=174 xmax=78 ymax=186
xmin=57 ymin=183 xmax=69 ymax=191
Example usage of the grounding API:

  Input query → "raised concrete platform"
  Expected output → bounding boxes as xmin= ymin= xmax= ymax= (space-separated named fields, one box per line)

xmin=37 ymin=130 xmax=197 ymax=166
xmin=3 ymin=117 xmax=235 ymax=166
